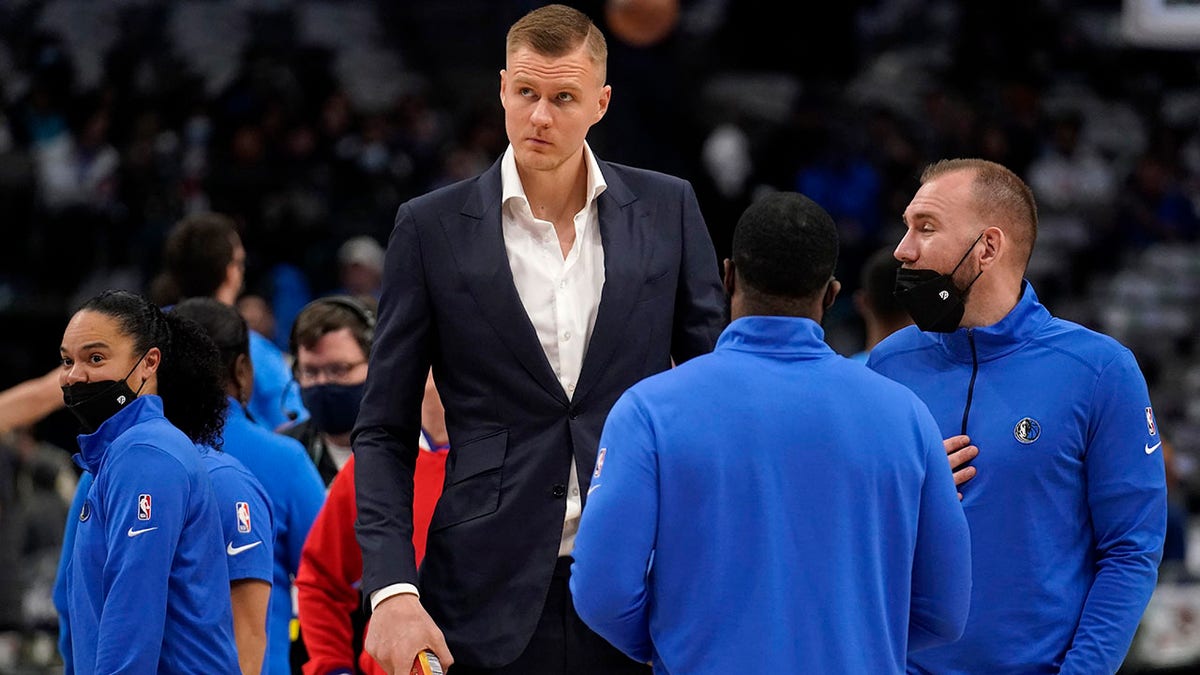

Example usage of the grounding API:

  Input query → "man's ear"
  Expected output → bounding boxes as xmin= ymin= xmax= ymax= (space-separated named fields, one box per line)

xmin=824 ymin=278 xmax=842 ymax=312
xmin=233 ymin=353 xmax=254 ymax=404
xmin=978 ymin=226 xmax=1005 ymax=270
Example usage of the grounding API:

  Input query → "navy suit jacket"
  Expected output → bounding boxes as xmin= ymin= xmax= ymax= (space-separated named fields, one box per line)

xmin=354 ymin=156 xmax=725 ymax=667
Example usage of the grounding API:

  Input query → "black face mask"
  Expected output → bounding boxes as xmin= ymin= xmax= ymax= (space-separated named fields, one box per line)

xmin=301 ymin=382 xmax=365 ymax=437
xmin=894 ymin=231 xmax=985 ymax=333
xmin=62 ymin=353 xmax=148 ymax=434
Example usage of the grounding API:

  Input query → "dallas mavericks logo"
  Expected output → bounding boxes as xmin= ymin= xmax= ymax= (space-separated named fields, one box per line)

xmin=1014 ymin=417 xmax=1041 ymax=444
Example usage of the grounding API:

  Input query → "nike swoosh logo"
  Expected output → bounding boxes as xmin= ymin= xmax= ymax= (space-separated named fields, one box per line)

xmin=1145 ymin=441 xmax=1162 ymax=455
xmin=227 ymin=541 xmax=263 ymax=556
xmin=127 ymin=526 xmax=158 ymax=537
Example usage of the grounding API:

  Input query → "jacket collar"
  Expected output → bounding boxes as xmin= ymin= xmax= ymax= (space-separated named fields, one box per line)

xmin=717 ymin=316 xmax=835 ymax=357
xmin=75 ymin=395 xmax=165 ymax=473
xmin=932 ymin=281 xmax=1053 ymax=363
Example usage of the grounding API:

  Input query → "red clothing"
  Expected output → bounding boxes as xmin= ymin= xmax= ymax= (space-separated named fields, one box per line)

xmin=297 ymin=447 xmax=447 ymax=675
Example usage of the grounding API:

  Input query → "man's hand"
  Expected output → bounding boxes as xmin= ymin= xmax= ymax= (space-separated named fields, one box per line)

xmin=943 ymin=435 xmax=979 ymax=500
xmin=365 ymin=594 xmax=454 ymax=675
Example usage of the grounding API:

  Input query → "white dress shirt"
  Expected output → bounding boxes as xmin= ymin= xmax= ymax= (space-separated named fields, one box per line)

xmin=500 ymin=142 xmax=607 ymax=558
xmin=372 ymin=143 xmax=607 ymax=610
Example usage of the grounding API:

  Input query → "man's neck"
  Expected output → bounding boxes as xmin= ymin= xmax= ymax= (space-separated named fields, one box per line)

xmin=214 ymin=284 xmax=238 ymax=306
xmin=324 ymin=431 xmax=352 ymax=448
xmin=962 ymin=277 xmax=1022 ymax=328
xmin=518 ymin=155 xmax=588 ymax=228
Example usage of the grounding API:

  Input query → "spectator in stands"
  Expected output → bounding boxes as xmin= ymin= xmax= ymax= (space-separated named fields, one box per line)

xmin=149 ymin=212 xmax=307 ymax=429
xmin=334 ymin=236 xmax=385 ymax=301
xmin=1027 ymin=110 xmax=1115 ymax=214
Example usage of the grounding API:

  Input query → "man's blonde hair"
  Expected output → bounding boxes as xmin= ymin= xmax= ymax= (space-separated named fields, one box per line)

xmin=506 ymin=4 xmax=607 ymax=83
xmin=922 ymin=158 xmax=1038 ymax=266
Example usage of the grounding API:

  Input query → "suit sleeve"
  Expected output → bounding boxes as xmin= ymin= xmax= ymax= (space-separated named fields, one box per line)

xmin=92 ymin=445 xmax=188 ymax=673
xmin=670 ymin=180 xmax=725 ymax=365
xmin=297 ymin=462 xmax=362 ymax=675
xmin=354 ymin=201 xmax=433 ymax=597
xmin=908 ymin=404 xmax=972 ymax=652
xmin=1060 ymin=350 xmax=1166 ymax=674
xmin=570 ymin=391 xmax=658 ymax=663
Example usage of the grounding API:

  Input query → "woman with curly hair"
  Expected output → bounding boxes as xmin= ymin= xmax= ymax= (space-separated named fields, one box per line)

xmin=58 ymin=289 xmax=239 ymax=674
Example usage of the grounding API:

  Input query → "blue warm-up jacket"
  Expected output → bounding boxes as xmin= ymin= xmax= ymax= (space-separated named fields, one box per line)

xmin=869 ymin=282 xmax=1166 ymax=674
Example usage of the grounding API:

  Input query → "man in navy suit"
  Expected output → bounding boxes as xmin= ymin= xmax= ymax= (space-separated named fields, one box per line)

xmin=353 ymin=5 xmax=725 ymax=674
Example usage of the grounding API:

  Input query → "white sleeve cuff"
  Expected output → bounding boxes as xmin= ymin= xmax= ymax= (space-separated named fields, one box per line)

xmin=370 ymin=583 xmax=421 ymax=612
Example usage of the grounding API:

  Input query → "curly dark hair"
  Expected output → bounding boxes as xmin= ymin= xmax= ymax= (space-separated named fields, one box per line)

xmin=79 ymin=290 xmax=227 ymax=447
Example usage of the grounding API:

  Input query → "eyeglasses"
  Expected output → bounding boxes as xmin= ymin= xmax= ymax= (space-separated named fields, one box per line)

xmin=296 ymin=360 xmax=367 ymax=384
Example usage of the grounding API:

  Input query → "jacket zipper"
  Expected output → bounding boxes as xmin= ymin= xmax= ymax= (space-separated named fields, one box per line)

xmin=961 ymin=328 xmax=978 ymax=435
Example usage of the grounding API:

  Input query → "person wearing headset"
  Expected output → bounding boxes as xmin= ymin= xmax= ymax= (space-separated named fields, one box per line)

xmin=285 ymin=295 xmax=448 ymax=675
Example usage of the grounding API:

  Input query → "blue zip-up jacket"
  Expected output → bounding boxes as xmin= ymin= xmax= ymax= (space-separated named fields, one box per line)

xmin=248 ymin=330 xmax=307 ymax=430
xmin=202 ymin=448 xmax=274 ymax=585
xmin=571 ymin=317 xmax=972 ymax=674
xmin=55 ymin=470 xmax=92 ymax=670
xmin=67 ymin=395 xmax=238 ymax=674
xmin=868 ymin=282 xmax=1167 ymax=674
xmin=218 ymin=396 xmax=326 ymax=675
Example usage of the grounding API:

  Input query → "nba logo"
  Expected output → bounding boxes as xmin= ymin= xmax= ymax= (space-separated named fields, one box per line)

xmin=1146 ymin=407 xmax=1157 ymax=436
xmin=593 ymin=448 xmax=607 ymax=479
xmin=236 ymin=502 xmax=251 ymax=533
xmin=138 ymin=494 xmax=152 ymax=521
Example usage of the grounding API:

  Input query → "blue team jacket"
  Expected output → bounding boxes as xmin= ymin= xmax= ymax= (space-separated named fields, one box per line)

xmin=67 ymin=395 xmax=239 ymax=674
xmin=571 ymin=316 xmax=972 ymax=674
xmin=869 ymin=282 xmax=1166 ymax=674
xmin=218 ymin=396 xmax=326 ymax=675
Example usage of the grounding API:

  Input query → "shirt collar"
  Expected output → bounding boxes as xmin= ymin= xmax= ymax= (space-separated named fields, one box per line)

xmin=932 ymin=281 xmax=1054 ymax=362
xmin=500 ymin=142 xmax=607 ymax=212
xmin=716 ymin=316 xmax=835 ymax=357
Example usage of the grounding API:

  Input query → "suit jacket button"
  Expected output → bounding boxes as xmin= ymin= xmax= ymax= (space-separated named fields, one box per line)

xmin=552 ymin=484 xmax=567 ymax=498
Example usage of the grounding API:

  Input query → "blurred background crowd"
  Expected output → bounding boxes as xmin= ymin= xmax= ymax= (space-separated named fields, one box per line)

xmin=1 ymin=0 xmax=1200 ymax=672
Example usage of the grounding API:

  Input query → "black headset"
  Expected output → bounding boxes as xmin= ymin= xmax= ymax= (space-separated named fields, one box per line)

xmin=289 ymin=294 xmax=377 ymax=356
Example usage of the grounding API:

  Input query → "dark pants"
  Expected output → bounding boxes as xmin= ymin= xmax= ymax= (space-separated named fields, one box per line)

xmin=451 ymin=557 xmax=651 ymax=675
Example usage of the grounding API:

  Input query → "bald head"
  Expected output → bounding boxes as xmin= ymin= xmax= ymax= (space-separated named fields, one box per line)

xmin=921 ymin=159 xmax=1038 ymax=270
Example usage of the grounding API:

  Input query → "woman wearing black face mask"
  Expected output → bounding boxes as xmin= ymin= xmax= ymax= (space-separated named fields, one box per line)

xmin=57 ymin=290 xmax=240 ymax=674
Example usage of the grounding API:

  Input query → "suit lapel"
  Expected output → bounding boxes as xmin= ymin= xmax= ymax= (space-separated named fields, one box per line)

xmin=576 ymin=165 xmax=644 ymax=403
xmin=446 ymin=162 xmax=568 ymax=404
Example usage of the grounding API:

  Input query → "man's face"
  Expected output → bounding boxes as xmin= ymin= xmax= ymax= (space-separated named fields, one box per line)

xmin=895 ymin=169 xmax=982 ymax=283
xmin=499 ymin=44 xmax=610 ymax=173
xmin=296 ymin=327 xmax=368 ymax=388
xmin=227 ymin=240 xmax=247 ymax=295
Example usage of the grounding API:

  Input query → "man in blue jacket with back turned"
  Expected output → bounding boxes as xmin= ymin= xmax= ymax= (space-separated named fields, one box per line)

xmin=869 ymin=158 xmax=1166 ymax=674
xmin=571 ymin=192 xmax=971 ymax=674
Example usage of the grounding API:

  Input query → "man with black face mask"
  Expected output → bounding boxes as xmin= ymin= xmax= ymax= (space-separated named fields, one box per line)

xmin=284 ymin=295 xmax=447 ymax=675
xmin=868 ymin=159 xmax=1166 ymax=674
